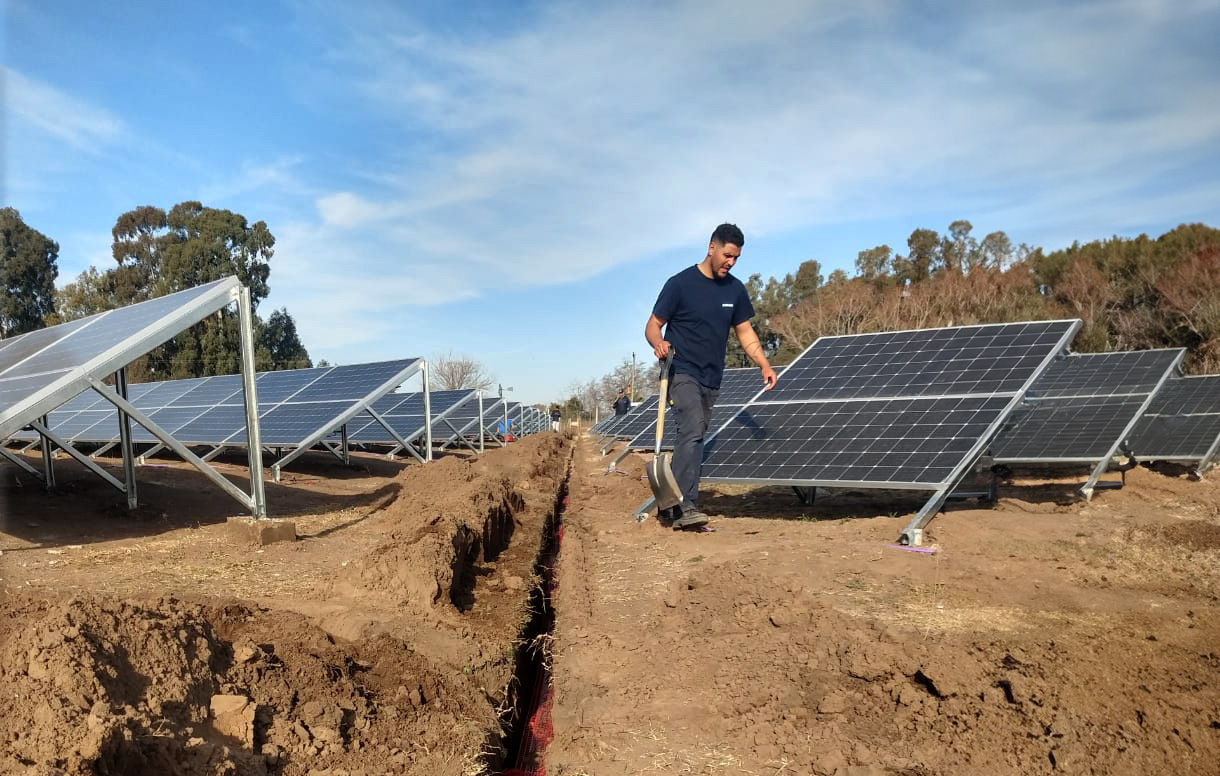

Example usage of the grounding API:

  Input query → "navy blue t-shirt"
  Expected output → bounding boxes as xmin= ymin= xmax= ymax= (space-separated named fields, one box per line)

xmin=652 ymin=265 xmax=755 ymax=389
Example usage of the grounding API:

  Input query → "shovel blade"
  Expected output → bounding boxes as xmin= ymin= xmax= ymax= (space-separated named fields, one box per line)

xmin=646 ymin=451 xmax=682 ymax=510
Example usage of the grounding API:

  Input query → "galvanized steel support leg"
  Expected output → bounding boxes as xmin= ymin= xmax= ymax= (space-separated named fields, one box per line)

xmin=39 ymin=415 xmax=55 ymax=490
xmin=422 ymin=361 xmax=433 ymax=462
xmin=27 ymin=420 xmax=125 ymax=493
xmin=899 ymin=487 xmax=953 ymax=546
xmin=114 ymin=368 xmax=138 ymax=510
xmin=237 ymin=287 xmax=267 ymax=517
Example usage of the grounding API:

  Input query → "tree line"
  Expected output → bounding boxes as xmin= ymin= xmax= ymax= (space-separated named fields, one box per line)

xmin=570 ymin=220 xmax=1220 ymax=420
xmin=2 ymin=203 xmax=311 ymax=381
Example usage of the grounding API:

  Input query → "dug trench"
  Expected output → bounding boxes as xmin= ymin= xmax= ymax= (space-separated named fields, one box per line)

xmin=0 ymin=432 xmax=574 ymax=776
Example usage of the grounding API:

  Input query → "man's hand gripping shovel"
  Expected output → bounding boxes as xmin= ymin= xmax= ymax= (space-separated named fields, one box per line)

xmin=645 ymin=347 xmax=683 ymax=514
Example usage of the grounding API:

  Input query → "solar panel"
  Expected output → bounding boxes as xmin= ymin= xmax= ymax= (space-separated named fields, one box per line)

xmin=693 ymin=320 xmax=1081 ymax=544
xmin=990 ymin=349 xmax=1184 ymax=465
xmin=346 ymin=389 xmax=477 ymax=445
xmin=705 ymin=394 xmax=1014 ymax=484
xmin=1126 ymin=374 xmax=1220 ymax=470
xmin=0 ymin=278 xmax=241 ymax=442
xmin=10 ymin=359 xmax=424 ymax=461
xmin=605 ymin=395 xmax=660 ymax=440
xmin=0 ymin=277 xmax=271 ymax=518
xmin=626 ymin=367 xmax=782 ymax=451
xmin=446 ymin=396 xmax=503 ymax=422
xmin=436 ymin=396 xmax=504 ymax=447
xmin=598 ymin=401 xmax=648 ymax=438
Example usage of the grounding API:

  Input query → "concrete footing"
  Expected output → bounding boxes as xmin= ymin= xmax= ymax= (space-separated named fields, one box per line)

xmin=225 ymin=516 xmax=297 ymax=545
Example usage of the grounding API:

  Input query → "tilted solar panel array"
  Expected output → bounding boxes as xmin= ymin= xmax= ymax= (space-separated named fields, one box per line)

xmin=439 ymin=397 xmax=505 ymax=439
xmin=626 ymin=367 xmax=782 ymax=451
xmin=604 ymin=395 xmax=660 ymax=441
xmin=345 ymin=389 xmax=477 ymax=444
xmin=595 ymin=406 xmax=637 ymax=438
xmin=1126 ymin=374 xmax=1220 ymax=466
xmin=0 ymin=278 xmax=241 ymax=440
xmin=990 ymin=349 xmax=1184 ymax=462
xmin=12 ymin=360 xmax=421 ymax=448
xmin=701 ymin=321 xmax=1080 ymax=487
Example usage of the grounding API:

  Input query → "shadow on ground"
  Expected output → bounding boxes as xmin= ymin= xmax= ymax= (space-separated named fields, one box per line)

xmin=0 ymin=448 xmax=409 ymax=550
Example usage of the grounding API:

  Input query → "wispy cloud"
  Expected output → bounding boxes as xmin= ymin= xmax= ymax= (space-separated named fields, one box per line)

xmin=3 ymin=67 xmax=126 ymax=152
xmin=199 ymin=155 xmax=308 ymax=205
xmin=276 ymin=0 xmax=1218 ymax=290
xmin=12 ymin=1 xmax=1215 ymax=399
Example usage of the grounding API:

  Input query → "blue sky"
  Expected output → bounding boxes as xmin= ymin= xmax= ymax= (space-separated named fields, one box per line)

xmin=5 ymin=0 xmax=1220 ymax=406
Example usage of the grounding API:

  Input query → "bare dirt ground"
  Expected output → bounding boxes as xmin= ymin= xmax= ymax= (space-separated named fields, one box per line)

xmin=2 ymin=430 xmax=1220 ymax=775
xmin=549 ymin=440 xmax=1220 ymax=776
xmin=1 ymin=435 xmax=571 ymax=776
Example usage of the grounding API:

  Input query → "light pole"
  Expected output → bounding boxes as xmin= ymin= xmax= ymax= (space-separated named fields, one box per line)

xmin=630 ymin=352 xmax=636 ymax=402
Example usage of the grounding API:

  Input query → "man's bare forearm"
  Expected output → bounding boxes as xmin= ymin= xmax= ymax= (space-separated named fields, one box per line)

xmin=645 ymin=317 xmax=664 ymax=349
xmin=738 ymin=331 xmax=771 ymax=369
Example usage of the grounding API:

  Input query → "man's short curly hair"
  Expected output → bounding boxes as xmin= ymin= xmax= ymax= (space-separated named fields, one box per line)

xmin=710 ymin=223 xmax=744 ymax=247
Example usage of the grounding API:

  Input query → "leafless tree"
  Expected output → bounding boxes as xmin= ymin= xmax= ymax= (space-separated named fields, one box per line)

xmin=429 ymin=351 xmax=494 ymax=391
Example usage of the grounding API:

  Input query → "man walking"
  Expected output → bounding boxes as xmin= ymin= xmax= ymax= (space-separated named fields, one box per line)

xmin=550 ymin=407 xmax=562 ymax=432
xmin=644 ymin=223 xmax=777 ymax=530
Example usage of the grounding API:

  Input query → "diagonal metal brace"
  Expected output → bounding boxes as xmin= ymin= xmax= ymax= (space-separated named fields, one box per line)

xmin=87 ymin=377 xmax=261 ymax=516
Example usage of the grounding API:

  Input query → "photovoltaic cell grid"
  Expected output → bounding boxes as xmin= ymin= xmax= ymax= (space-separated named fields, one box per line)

xmin=1126 ymin=375 xmax=1220 ymax=464
xmin=701 ymin=320 xmax=1080 ymax=488
xmin=990 ymin=349 xmax=1184 ymax=462
xmin=601 ymin=393 xmax=663 ymax=437
xmin=445 ymin=397 xmax=502 ymax=424
xmin=0 ymin=278 xmax=239 ymax=440
xmin=595 ymin=410 xmax=633 ymax=437
xmin=604 ymin=395 xmax=659 ymax=441
xmin=436 ymin=398 xmax=506 ymax=443
xmin=10 ymin=359 xmax=422 ymax=449
xmin=626 ymin=367 xmax=784 ymax=451
xmin=346 ymin=389 xmax=477 ymax=444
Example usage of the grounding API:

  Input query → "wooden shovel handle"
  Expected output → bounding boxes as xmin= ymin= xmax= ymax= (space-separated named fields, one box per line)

xmin=655 ymin=347 xmax=674 ymax=454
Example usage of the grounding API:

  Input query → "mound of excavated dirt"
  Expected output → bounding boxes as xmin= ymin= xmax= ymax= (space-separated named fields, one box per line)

xmin=329 ymin=455 xmax=527 ymax=614
xmin=0 ymin=433 xmax=572 ymax=776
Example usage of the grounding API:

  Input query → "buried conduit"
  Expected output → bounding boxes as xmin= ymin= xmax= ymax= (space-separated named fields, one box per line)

xmin=499 ymin=463 xmax=569 ymax=776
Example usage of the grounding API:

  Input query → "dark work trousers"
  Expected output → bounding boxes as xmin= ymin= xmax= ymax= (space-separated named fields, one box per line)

xmin=668 ymin=373 xmax=719 ymax=510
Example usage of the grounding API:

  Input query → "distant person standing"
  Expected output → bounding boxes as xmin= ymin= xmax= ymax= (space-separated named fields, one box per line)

xmin=612 ymin=388 xmax=631 ymax=416
xmin=645 ymin=223 xmax=777 ymax=530
xmin=550 ymin=407 xmax=561 ymax=431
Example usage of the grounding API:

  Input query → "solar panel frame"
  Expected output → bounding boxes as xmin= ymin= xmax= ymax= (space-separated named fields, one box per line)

xmin=605 ymin=395 xmax=660 ymax=441
xmin=346 ymin=389 xmax=478 ymax=446
xmin=8 ymin=359 xmax=426 ymax=463
xmin=990 ymin=349 xmax=1185 ymax=476
xmin=0 ymin=276 xmax=272 ymax=518
xmin=701 ymin=320 xmax=1081 ymax=488
xmin=625 ymin=367 xmax=783 ymax=451
xmin=438 ymin=396 xmax=504 ymax=448
xmin=674 ymin=319 xmax=1082 ymax=544
xmin=0 ymin=278 xmax=242 ymax=441
xmin=1125 ymin=374 xmax=1220 ymax=471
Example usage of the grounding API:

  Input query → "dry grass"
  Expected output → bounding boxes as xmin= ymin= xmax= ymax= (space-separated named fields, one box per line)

xmin=615 ymin=726 xmax=759 ymax=775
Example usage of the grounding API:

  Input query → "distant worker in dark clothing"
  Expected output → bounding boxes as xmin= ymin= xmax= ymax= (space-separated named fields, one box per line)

xmin=550 ymin=408 xmax=561 ymax=432
xmin=645 ymin=223 xmax=777 ymax=530
xmin=612 ymin=388 xmax=631 ymax=416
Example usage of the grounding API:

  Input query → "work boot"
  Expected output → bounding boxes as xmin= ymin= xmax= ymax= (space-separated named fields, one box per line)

xmin=672 ymin=508 xmax=709 ymax=530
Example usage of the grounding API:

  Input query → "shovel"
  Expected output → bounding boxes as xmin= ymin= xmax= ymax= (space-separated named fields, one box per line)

xmin=646 ymin=347 xmax=683 ymax=511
